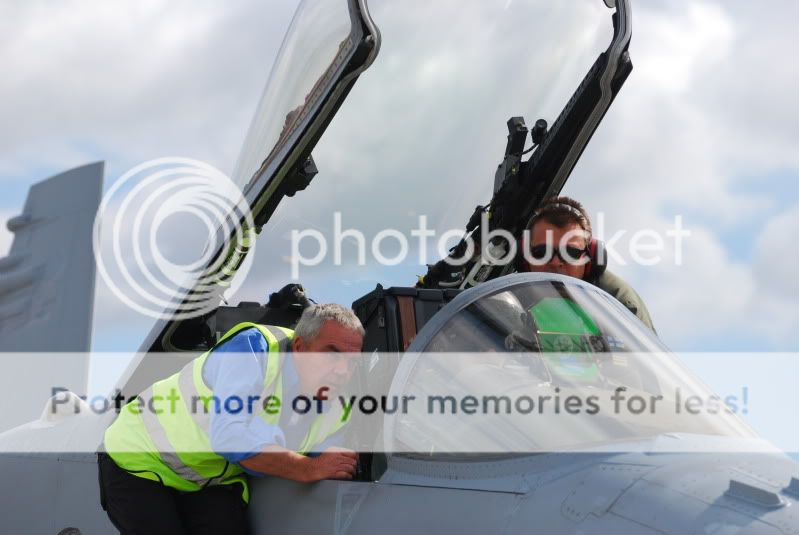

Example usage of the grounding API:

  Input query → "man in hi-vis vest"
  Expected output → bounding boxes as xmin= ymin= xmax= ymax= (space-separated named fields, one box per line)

xmin=99 ymin=304 xmax=364 ymax=535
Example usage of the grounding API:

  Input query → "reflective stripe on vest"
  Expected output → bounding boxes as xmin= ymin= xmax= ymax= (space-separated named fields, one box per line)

xmin=180 ymin=323 xmax=291 ymax=433
xmin=144 ymin=323 xmax=291 ymax=487
xmin=183 ymin=322 xmax=348 ymax=454
xmin=111 ymin=322 xmax=350 ymax=498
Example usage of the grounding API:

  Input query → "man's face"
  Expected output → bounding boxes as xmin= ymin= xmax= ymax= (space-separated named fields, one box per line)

xmin=292 ymin=320 xmax=363 ymax=395
xmin=525 ymin=221 xmax=589 ymax=280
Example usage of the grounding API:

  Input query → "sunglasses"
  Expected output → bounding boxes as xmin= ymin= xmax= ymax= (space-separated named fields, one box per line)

xmin=529 ymin=244 xmax=588 ymax=263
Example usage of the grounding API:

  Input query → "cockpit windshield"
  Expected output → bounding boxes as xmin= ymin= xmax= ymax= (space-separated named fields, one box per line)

xmin=231 ymin=0 xmax=354 ymax=192
xmin=227 ymin=0 xmax=620 ymax=301
xmin=386 ymin=275 xmax=755 ymax=455
xmin=424 ymin=279 xmax=663 ymax=356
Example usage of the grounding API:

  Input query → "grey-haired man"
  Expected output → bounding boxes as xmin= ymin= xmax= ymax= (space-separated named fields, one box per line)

xmin=100 ymin=303 xmax=365 ymax=534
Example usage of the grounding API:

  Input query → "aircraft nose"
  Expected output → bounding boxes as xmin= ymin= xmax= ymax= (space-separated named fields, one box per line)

xmin=605 ymin=453 xmax=799 ymax=534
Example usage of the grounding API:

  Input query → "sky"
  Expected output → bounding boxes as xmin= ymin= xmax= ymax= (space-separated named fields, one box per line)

xmin=1 ymin=0 xmax=798 ymax=394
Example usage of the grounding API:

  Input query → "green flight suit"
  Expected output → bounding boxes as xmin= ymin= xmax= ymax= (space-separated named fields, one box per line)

xmin=593 ymin=270 xmax=655 ymax=332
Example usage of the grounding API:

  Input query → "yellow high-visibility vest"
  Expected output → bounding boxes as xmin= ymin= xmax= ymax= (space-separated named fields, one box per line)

xmin=104 ymin=322 xmax=349 ymax=502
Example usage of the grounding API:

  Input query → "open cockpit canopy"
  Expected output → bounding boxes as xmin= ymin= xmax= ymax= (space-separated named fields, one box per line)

xmin=384 ymin=274 xmax=755 ymax=455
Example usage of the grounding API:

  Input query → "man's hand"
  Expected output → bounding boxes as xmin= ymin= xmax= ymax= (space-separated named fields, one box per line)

xmin=240 ymin=445 xmax=358 ymax=483
xmin=308 ymin=447 xmax=358 ymax=481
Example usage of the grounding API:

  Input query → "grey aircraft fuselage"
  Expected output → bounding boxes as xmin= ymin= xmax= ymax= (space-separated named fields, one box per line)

xmin=1 ymin=0 xmax=797 ymax=533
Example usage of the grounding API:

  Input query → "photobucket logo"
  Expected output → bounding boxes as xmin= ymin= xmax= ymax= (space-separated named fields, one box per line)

xmin=290 ymin=212 xmax=692 ymax=278
xmin=93 ymin=157 xmax=255 ymax=320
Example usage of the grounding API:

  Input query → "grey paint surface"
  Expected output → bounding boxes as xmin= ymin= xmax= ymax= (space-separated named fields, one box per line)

xmin=3 ymin=432 xmax=798 ymax=534
xmin=0 ymin=452 xmax=115 ymax=535
xmin=0 ymin=2 xmax=797 ymax=533
xmin=0 ymin=161 xmax=102 ymax=352
xmin=0 ymin=162 xmax=103 ymax=432
xmin=1 ymin=275 xmax=799 ymax=533
xmin=249 ymin=449 xmax=799 ymax=534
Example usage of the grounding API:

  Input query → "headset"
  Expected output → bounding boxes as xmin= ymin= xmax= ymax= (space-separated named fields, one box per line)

xmin=584 ymin=238 xmax=607 ymax=282
xmin=515 ymin=200 xmax=607 ymax=282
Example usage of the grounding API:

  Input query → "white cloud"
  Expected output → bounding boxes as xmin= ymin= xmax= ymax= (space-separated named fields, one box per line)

xmin=635 ymin=226 xmax=755 ymax=340
xmin=559 ymin=1 xmax=799 ymax=350
xmin=753 ymin=204 xmax=799 ymax=297
xmin=222 ymin=0 xmax=798 ymax=352
xmin=745 ymin=203 xmax=799 ymax=346
xmin=635 ymin=3 xmax=735 ymax=94
xmin=2 ymin=0 xmax=797 ymax=354
xmin=572 ymin=0 xmax=799 ymax=218
xmin=0 ymin=0 xmax=298 ymax=350
xmin=0 ymin=0 xmax=298 ymax=178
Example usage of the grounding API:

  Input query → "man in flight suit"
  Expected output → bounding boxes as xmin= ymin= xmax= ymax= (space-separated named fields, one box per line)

xmin=519 ymin=196 xmax=656 ymax=331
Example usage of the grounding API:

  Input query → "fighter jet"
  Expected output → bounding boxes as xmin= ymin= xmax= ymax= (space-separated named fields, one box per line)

xmin=2 ymin=0 xmax=798 ymax=533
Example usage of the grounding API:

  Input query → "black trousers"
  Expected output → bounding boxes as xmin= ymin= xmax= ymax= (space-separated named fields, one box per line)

xmin=97 ymin=453 xmax=250 ymax=535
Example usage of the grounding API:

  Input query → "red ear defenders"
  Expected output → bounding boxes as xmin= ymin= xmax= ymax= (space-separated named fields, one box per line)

xmin=584 ymin=238 xmax=607 ymax=282
xmin=516 ymin=237 xmax=607 ymax=282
